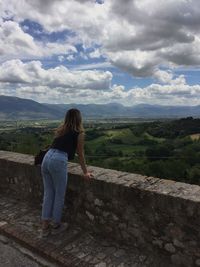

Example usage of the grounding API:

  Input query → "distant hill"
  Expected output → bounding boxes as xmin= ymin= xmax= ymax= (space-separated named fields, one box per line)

xmin=129 ymin=104 xmax=200 ymax=118
xmin=0 ymin=95 xmax=62 ymax=120
xmin=43 ymin=102 xmax=129 ymax=118
xmin=44 ymin=102 xmax=200 ymax=119
xmin=0 ymin=95 xmax=199 ymax=120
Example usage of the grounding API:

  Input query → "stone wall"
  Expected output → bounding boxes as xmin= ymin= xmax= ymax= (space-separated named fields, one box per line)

xmin=0 ymin=150 xmax=200 ymax=266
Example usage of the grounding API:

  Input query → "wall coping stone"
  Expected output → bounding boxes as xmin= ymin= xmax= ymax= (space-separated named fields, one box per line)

xmin=0 ymin=150 xmax=199 ymax=203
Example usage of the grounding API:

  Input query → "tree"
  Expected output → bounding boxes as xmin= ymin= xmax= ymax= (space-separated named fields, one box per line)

xmin=187 ymin=165 xmax=200 ymax=185
xmin=145 ymin=145 xmax=172 ymax=161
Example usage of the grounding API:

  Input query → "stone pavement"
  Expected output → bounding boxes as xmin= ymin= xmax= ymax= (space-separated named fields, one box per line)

xmin=0 ymin=234 xmax=58 ymax=267
xmin=0 ymin=195 xmax=162 ymax=267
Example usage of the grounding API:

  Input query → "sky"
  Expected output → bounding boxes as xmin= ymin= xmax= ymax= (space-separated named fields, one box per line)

xmin=0 ymin=0 xmax=200 ymax=106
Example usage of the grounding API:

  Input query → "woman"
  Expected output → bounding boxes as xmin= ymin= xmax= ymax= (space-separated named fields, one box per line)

xmin=41 ymin=108 xmax=93 ymax=237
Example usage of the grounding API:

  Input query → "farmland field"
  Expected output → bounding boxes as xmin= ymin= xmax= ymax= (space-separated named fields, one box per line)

xmin=0 ymin=117 xmax=199 ymax=185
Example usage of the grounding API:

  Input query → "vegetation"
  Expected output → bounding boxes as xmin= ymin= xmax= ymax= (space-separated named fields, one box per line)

xmin=0 ymin=117 xmax=199 ymax=185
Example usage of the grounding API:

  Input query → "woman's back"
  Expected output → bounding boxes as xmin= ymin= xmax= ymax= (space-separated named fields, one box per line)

xmin=50 ymin=130 xmax=79 ymax=160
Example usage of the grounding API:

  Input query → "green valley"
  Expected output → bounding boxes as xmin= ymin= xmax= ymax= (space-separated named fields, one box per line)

xmin=0 ymin=117 xmax=199 ymax=185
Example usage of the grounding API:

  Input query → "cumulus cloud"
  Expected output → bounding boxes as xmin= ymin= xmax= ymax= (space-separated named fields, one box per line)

xmin=107 ymin=50 xmax=159 ymax=77
xmin=89 ymin=48 xmax=102 ymax=59
xmin=2 ymin=0 xmax=106 ymax=38
xmin=154 ymin=70 xmax=174 ymax=84
xmin=0 ymin=20 xmax=77 ymax=62
xmin=58 ymin=55 xmax=65 ymax=62
xmin=3 ymin=0 xmax=200 ymax=77
xmin=153 ymin=70 xmax=187 ymax=85
xmin=103 ymin=0 xmax=200 ymax=76
xmin=2 ymin=82 xmax=200 ymax=106
xmin=1 ymin=0 xmax=200 ymax=106
xmin=106 ymin=83 xmax=200 ymax=106
xmin=0 ymin=59 xmax=112 ymax=90
xmin=0 ymin=59 xmax=199 ymax=106
xmin=72 ymin=62 xmax=112 ymax=70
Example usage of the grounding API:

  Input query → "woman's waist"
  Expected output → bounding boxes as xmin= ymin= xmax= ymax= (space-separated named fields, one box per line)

xmin=48 ymin=148 xmax=68 ymax=157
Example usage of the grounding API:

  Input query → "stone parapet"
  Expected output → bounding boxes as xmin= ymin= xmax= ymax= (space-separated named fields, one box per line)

xmin=0 ymin=150 xmax=200 ymax=266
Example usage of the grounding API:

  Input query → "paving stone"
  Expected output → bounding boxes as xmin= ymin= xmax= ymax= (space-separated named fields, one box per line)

xmin=64 ymin=244 xmax=74 ymax=251
xmin=0 ymin=234 xmax=9 ymax=244
xmin=164 ymin=243 xmax=176 ymax=253
xmin=171 ymin=254 xmax=182 ymax=265
xmin=117 ymin=263 xmax=126 ymax=267
xmin=94 ymin=198 xmax=104 ymax=207
xmin=114 ymin=249 xmax=126 ymax=258
xmin=84 ymin=255 xmax=94 ymax=262
xmin=0 ymin=194 xmax=160 ymax=267
xmin=95 ymin=262 xmax=107 ymax=267
xmin=86 ymin=210 xmax=95 ymax=221
xmin=96 ymin=252 xmax=107 ymax=260
xmin=90 ymin=257 xmax=101 ymax=264
xmin=0 ymin=221 xmax=8 ymax=227
xmin=76 ymin=251 xmax=88 ymax=259
xmin=173 ymin=238 xmax=184 ymax=248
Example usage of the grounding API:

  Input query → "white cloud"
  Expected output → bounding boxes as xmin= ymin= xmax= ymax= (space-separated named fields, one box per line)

xmin=66 ymin=54 xmax=75 ymax=61
xmin=2 ymin=0 xmax=200 ymax=76
xmin=107 ymin=50 xmax=159 ymax=77
xmin=0 ymin=20 xmax=77 ymax=62
xmin=58 ymin=54 xmax=75 ymax=62
xmin=58 ymin=55 xmax=65 ymax=62
xmin=72 ymin=62 xmax=112 ymax=70
xmin=1 ymin=0 xmax=200 ymax=106
xmin=153 ymin=70 xmax=186 ymax=85
xmin=89 ymin=48 xmax=102 ymax=58
xmin=0 ymin=60 xmax=199 ymax=106
xmin=154 ymin=70 xmax=174 ymax=84
xmin=0 ymin=59 xmax=112 ymax=90
xmin=2 ymin=82 xmax=200 ymax=106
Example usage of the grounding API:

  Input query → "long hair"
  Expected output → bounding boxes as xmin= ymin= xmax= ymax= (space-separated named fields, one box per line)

xmin=55 ymin=108 xmax=84 ymax=137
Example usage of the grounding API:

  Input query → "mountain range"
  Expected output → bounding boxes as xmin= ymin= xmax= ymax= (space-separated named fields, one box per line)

xmin=0 ymin=95 xmax=199 ymax=120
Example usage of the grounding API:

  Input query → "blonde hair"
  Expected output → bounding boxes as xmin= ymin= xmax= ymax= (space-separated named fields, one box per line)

xmin=55 ymin=108 xmax=84 ymax=137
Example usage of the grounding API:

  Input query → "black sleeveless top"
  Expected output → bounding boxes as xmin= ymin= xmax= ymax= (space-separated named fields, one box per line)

xmin=50 ymin=130 xmax=79 ymax=160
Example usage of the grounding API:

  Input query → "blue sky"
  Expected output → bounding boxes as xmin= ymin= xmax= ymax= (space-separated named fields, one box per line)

xmin=0 ymin=0 xmax=200 ymax=106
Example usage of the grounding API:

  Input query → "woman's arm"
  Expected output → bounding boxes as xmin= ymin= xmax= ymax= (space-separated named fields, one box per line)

xmin=76 ymin=132 xmax=93 ymax=179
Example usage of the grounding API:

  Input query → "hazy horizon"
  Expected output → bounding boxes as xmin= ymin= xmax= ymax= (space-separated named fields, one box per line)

xmin=1 ymin=94 xmax=200 ymax=108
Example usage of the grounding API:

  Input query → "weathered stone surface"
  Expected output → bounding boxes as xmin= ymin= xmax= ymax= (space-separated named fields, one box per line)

xmin=0 ymin=195 xmax=157 ymax=267
xmin=114 ymin=249 xmax=126 ymax=258
xmin=86 ymin=191 xmax=94 ymax=202
xmin=96 ymin=252 xmax=106 ymax=260
xmin=0 ymin=151 xmax=200 ymax=266
xmin=173 ymin=239 xmax=184 ymax=248
xmin=0 ymin=234 xmax=9 ymax=244
xmin=0 ymin=236 xmax=53 ymax=267
xmin=86 ymin=211 xmax=95 ymax=221
xmin=195 ymin=259 xmax=200 ymax=266
xmin=164 ymin=243 xmax=176 ymax=253
xmin=117 ymin=263 xmax=126 ymax=267
xmin=94 ymin=198 xmax=103 ymax=207
xmin=152 ymin=239 xmax=163 ymax=248
xmin=171 ymin=254 xmax=182 ymax=265
xmin=95 ymin=262 xmax=107 ymax=267
xmin=112 ymin=214 xmax=119 ymax=221
xmin=102 ymin=211 xmax=109 ymax=218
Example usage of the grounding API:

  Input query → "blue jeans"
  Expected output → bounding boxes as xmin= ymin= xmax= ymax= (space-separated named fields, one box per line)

xmin=41 ymin=148 xmax=68 ymax=224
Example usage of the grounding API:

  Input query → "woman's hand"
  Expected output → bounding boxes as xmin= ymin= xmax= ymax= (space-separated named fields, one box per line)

xmin=83 ymin=171 xmax=94 ymax=180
